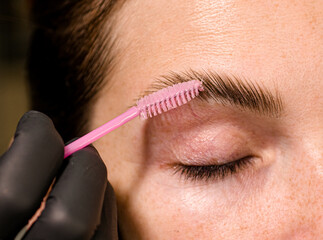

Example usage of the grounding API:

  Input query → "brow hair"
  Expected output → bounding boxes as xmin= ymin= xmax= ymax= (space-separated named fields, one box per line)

xmin=142 ymin=69 xmax=283 ymax=118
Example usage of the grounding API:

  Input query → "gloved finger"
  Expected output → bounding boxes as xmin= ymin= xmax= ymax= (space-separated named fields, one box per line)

xmin=24 ymin=145 xmax=108 ymax=240
xmin=0 ymin=111 xmax=64 ymax=239
xmin=92 ymin=182 xmax=118 ymax=240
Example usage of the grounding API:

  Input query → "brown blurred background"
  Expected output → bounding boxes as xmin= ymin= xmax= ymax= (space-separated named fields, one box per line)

xmin=0 ymin=0 xmax=30 ymax=154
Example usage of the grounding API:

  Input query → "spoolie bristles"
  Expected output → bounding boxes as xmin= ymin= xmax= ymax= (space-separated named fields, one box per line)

xmin=137 ymin=80 xmax=204 ymax=119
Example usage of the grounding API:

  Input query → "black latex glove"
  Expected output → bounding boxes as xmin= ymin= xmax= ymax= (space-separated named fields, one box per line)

xmin=0 ymin=111 xmax=118 ymax=240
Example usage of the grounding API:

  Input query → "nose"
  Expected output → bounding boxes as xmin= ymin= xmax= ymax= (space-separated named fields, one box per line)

xmin=285 ymin=139 xmax=323 ymax=239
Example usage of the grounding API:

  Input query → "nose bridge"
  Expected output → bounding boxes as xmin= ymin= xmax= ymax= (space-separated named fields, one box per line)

xmin=296 ymin=124 xmax=323 ymax=185
xmin=284 ymin=129 xmax=323 ymax=238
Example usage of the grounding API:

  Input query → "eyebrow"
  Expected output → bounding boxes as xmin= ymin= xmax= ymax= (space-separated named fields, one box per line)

xmin=137 ymin=69 xmax=283 ymax=118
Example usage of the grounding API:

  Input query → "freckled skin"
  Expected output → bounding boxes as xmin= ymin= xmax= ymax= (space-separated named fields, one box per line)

xmin=91 ymin=0 xmax=323 ymax=239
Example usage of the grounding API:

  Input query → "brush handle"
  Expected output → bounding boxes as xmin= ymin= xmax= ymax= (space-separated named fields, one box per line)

xmin=64 ymin=106 xmax=139 ymax=158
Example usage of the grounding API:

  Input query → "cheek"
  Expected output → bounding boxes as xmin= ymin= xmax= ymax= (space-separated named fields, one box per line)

xmin=117 ymin=166 xmax=278 ymax=239
xmin=114 ymin=159 xmax=318 ymax=240
xmin=121 ymin=173 xmax=291 ymax=239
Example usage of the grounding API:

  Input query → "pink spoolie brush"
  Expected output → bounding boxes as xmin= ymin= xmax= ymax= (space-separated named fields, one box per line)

xmin=64 ymin=80 xmax=204 ymax=158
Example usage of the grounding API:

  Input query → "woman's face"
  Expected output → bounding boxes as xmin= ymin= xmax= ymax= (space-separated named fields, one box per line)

xmin=90 ymin=0 xmax=323 ymax=239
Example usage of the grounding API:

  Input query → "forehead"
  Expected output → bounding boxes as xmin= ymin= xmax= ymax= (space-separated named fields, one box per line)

xmin=112 ymin=0 xmax=321 ymax=70
xmin=102 ymin=0 xmax=322 ymax=117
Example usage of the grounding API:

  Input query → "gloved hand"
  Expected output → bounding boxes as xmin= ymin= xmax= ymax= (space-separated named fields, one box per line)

xmin=0 ymin=111 xmax=118 ymax=240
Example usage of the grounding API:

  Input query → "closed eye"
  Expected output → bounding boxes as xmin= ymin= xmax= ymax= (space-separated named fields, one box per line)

xmin=173 ymin=156 xmax=255 ymax=182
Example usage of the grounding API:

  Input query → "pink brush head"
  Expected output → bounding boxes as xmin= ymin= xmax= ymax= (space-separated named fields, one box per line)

xmin=137 ymin=80 xmax=204 ymax=119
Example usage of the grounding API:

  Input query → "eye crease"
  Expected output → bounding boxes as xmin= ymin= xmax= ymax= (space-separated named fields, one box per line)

xmin=172 ymin=155 xmax=255 ymax=182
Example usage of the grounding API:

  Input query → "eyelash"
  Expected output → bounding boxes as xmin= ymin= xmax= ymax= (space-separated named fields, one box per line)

xmin=173 ymin=156 xmax=255 ymax=182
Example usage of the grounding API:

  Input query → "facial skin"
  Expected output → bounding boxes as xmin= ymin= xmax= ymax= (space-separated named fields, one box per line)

xmin=90 ymin=0 xmax=323 ymax=239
